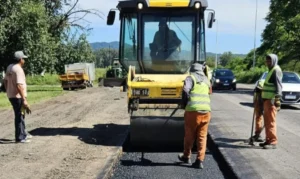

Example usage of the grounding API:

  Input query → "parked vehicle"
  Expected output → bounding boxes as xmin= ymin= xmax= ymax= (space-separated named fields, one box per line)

xmin=98 ymin=58 xmax=127 ymax=90
xmin=59 ymin=63 xmax=95 ymax=90
xmin=211 ymin=69 xmax=237 ymax=90
xmin=255 ymin=71 xmax=300 ymax=105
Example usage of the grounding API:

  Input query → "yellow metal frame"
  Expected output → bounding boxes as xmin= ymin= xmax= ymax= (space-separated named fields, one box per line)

xmin=59 ymin=69 xmax=89 ymax=82
xmin=127 ymin=66 xmax=189 ymax=103
xmin=149 ymin=0 xmax=190 ymax=7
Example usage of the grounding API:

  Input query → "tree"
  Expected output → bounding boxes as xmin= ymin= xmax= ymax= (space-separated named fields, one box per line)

xmin=55 ymin=33 xmax=95 ymax=74
xmin=0 ymin=0 xmax=57 ymax=74
xmin=205 ymin=56 xmax=215 ymax=69
xmin=94 ymin=48 xmax=118 ymax=68
xmin=219 ymin=52 xmax=233 ymax=67
xmin=258 ymin=0 xmax=300 ymax=71
xmin=0 ymin=0 xmax=102 ymax=75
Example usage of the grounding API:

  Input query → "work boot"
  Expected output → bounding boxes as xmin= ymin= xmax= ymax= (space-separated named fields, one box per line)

xmin=263 ymin=144 xmax=277 ymax=149
xmin=252 ymin=134 xmax=264 ymax=142
xmin=192 ymin=159 xmax=203 ymax=169
xmin=259 ymin=142 xmax=268 ymax=147
xmin=178 ymin=154 xmax=191 ymax=164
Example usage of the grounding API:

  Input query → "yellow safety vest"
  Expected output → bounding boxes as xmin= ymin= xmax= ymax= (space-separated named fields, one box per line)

xmin=185 ymin=75 xmax=211 ymax=112
xmin=262 ymin=65 xmax=282 ymax=99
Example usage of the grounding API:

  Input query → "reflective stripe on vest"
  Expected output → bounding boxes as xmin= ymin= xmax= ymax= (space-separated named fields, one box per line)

xmin=185 ymin=75 xmax=211 ymax=112
xmin=262 ymin=65 xmax=282 ymax=99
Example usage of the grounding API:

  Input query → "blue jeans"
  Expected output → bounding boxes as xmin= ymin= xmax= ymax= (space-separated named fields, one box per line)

xmin=9 ymin=98 xmax=27 ymax=141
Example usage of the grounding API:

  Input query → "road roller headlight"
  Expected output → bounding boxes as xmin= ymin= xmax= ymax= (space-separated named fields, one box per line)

xmin=194 ymin=2 xmax=201 ymax=9
xmin=137 ymin=3 xmax=143 ymax=9
xmin=132 ymin=88 xmax=149 ymax=96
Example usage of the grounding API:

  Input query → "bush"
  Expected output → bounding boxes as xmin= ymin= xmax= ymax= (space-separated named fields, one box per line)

xmin=235 ymin=67 xmax=267 ymax=83
xmin=26 ymin=74 xmax=60 ymax=85
xmin=95 ymin=68 xmax=107 ymax=79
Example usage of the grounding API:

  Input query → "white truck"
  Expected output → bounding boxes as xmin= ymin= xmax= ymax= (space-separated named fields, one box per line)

xmin=59 ymin=63 xmax=95 ymax=90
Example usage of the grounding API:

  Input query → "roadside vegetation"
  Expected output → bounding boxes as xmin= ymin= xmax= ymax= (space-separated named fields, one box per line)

xmin=205 ymin=1 xmax=300 ymax=83
xmin=0 ymin=67 xmax=107 ymax=109
xmin=0 ymin=86 xmax=64 ymax=109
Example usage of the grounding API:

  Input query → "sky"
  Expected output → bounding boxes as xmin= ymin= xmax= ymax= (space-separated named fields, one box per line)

xmin=75 ymin=0 xmax=271 ymax=54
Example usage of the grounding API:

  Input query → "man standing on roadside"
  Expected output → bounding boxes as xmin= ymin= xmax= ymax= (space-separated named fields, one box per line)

xmin=178 ymin=63 xmax=212 ymax=169
xmin=259 ymin=54 xmax=282 ymax=149
xmin=4 ymin=51 xmax=32 ymax=143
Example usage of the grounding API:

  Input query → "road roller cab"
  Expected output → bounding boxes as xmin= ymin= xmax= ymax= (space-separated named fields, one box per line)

xmin=107 ymin=0 xmax=215 ymax=149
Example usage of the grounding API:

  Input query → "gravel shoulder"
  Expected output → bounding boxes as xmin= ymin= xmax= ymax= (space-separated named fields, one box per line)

xmin=0 ymin=87 xmax=129 ymax=179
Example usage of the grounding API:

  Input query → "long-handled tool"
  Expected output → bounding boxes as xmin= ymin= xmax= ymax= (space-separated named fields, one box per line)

xmin=248 ymin=93 xmax=265 ymax=145
xmin=248 ymin=107 xmax=256 ymax=146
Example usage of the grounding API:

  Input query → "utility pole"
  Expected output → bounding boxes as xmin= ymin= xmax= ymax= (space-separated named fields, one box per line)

xmin=109 ymin=44 xmax=111 ymax=66
xmin=215 ymin=19 xmax=219 ymax=69
xmin=253 ymin=0 xmax=258 ymax=68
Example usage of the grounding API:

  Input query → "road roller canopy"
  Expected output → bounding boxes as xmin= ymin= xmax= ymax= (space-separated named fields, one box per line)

xmin=107 ymin=0 xmax=215 ymax=74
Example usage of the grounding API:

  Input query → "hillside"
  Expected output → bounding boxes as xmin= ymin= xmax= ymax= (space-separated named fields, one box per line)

xmin=90 ymin=41 xmax=119 ymax=50
xmin=90 ymin=41 xmax=246 ymax=58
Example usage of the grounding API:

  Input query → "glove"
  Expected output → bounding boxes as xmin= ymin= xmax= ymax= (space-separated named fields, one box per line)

xmin=21 ymin=105 xmax=32 ymax=115
xmin=274 ymin=96 xmax=281 ymax=111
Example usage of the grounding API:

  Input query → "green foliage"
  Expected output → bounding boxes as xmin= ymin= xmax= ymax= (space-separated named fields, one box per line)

xmin=55 ymin=33 xmax=96 ymax=74
xmin=95 ymin=68 xmax=107 ymax=79
xmin=226 ymin=57 xmax=245 ymax=72
xmin=206 ymin=57 xmax=216 ymax=69
xmin=258 ymin=0 xmax=300 ymax=72
xmin=0 ymin=0 xmax=100 ymax=75
xmin=94 ymin=48 xmax=118 ymax=68
xmin=219 ymin=52 xmax=233 ymax=67
xmin=26 ymin=74 xmax=60 ymax=85
xmin=0 ymin=85 xmax=64 ymax=109
xmin=235 ymin=67 xmax=267 ymax=83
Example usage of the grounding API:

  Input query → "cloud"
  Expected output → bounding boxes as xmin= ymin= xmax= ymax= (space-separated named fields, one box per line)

xmin=74 ymin=0 xmax=271 ymax=53
xmin=75 ymin=0 xmax=120 ymax=28
xmin=208 ymin=0 xmax=270 ymax=35
xmin=75 ymin=0 xmax=270 ymax=35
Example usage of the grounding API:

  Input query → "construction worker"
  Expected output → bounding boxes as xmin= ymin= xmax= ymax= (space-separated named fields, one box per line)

xmin=259 ymin=54 xmax=282 ymax=149
xmin=149 ymin=18 xmax=182 ymax=61
xmin=178 ymin=63 xmax=211 ymax=169
xmin=3 ymin=51 xmax=32 ymax=143
xmin=251 ymin=80 xmax=264 ymax=142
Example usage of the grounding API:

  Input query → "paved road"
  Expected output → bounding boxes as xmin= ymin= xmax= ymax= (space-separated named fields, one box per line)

xmin=210 ymin=84 xmax=300 ymax=179
xmin=110 ymin=150 xmax=225 ymax=179
xmin=110 ymin=84 xmax=300 ymax=179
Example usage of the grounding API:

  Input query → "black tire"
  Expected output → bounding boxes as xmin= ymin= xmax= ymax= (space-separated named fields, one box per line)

xmin=63 ymin=88 xmax=69 ymax=91
xmin=122 ymin=84 xmax=127 ymax=92
xmin=232 ymin=86 xmax=236 ymax=91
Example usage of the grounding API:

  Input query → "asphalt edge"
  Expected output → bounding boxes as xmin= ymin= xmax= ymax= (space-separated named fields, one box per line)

xmin=207 ymin=131 xmax=239 ymax=179
xmin=96 ymin=128 xmax=129 ymax=179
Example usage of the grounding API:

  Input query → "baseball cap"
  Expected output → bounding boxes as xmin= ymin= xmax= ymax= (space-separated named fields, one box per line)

xmin=14 ymin=51 xmax=28 ymax=60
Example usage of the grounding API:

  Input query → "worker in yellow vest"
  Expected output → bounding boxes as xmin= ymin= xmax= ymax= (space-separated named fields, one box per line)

xmin=178 ymin=63 xmax=211 ymax=169
xmin=259 ymin=54 xmax=282 ymax=149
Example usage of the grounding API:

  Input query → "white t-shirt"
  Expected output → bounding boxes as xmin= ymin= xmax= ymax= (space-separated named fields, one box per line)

xmin=4 ymin=64 xmax=27 ymax=98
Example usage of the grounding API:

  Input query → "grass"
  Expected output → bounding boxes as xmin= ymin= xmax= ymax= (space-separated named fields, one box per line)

xmin=0 ymin=86 xmax=65 ymax=109
xmin=0 ymin=68 xmax=107 ymax=109
xmin=26 ymin=74 xmax=60 ymax=85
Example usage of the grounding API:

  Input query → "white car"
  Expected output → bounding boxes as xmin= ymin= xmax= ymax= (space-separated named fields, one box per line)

xmin=255 ymin=71 xmax=300 ymax=105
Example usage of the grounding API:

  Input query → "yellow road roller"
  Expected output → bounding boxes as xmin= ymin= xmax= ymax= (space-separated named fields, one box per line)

xmin=107 ymin=0 xmax=215 ymax=148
